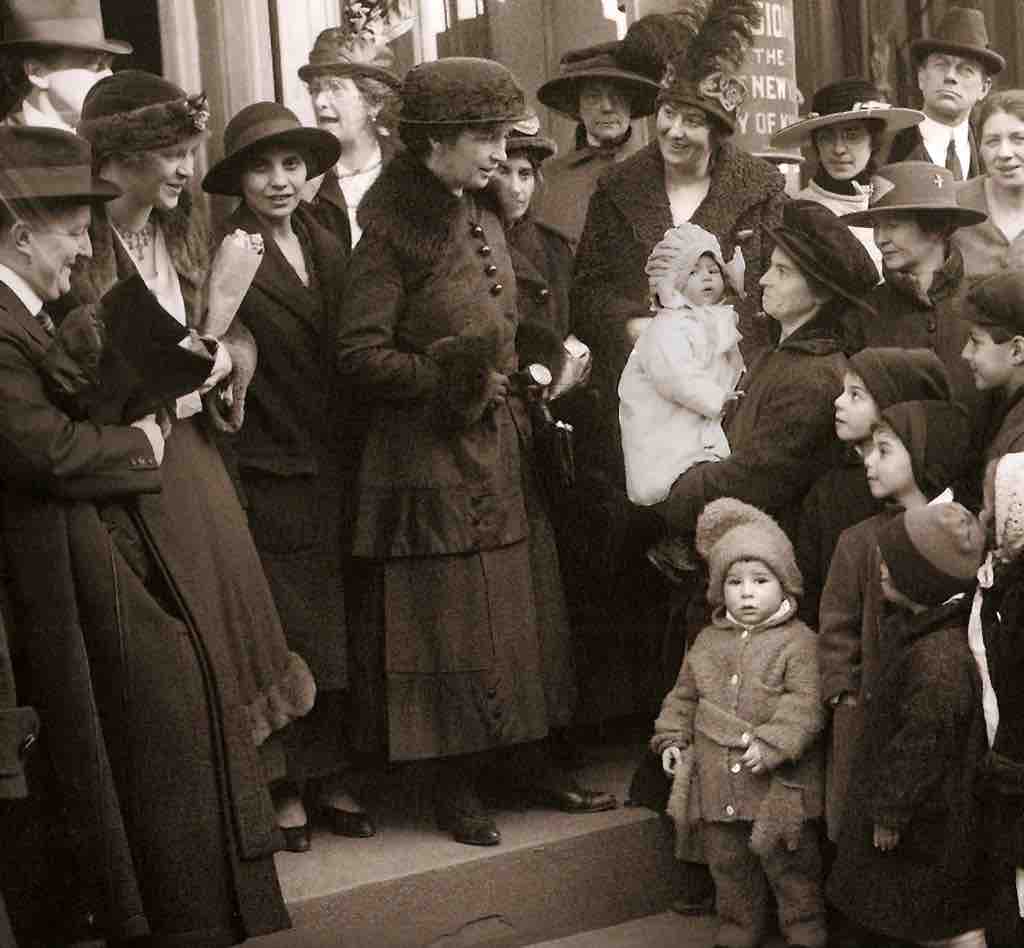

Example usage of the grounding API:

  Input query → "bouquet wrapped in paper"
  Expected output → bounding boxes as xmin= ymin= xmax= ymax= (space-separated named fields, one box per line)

xmin=199 ymin=229 xmax=265 ymax=338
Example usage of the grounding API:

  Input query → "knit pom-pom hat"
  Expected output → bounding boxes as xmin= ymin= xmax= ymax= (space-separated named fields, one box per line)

xmin=877 ymin=502 xmax=984 ymax=607
xmin=696 ymin=498 xmax=803 ymax=606
xmin=848 ymin=347 xmax=950 ymax=411
xmin=78 ymin=70 xmax=209 ymax=163
xmin=645 ymin=222 xmax=745 ymax=308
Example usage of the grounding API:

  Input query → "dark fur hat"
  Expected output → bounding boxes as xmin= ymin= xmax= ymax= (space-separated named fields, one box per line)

xmin=77 ymin=69 xmax=209 ymax=163
xmin=399 ymin=58 xmax=529 ymax=126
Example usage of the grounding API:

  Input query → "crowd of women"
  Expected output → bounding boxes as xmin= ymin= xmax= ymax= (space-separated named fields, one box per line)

xmin=0 ymin=0 xmax=1022 ymax=946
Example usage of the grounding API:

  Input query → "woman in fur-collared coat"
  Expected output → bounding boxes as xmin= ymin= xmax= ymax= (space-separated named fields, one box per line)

xmin=337 ymin=59 xmax=615 ymax=849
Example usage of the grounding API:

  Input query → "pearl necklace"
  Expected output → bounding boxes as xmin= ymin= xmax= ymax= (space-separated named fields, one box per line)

xmin=335 ymin=156 xmax=383 ymax=180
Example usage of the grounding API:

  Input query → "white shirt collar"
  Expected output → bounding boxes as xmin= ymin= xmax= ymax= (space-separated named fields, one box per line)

xmin=0 ymin=262 xmax=44 ymax=317
xmin=919 ymin=114 xmax=971 ymax=171
xmin=19 ymin=99 xmax=76 ymax=134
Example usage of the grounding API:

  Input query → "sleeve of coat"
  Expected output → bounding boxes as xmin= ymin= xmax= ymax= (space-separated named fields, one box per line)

xmin=335 ymin=229 xmax=443 ymax=401
xmin=755 ymin=627 xmax=825 ymax=768
xmin=795 ymin=479 xmax=826 ymax=628
xmin=654 ymin=360 xmax=838 ymax=533
xmin=636 ymin=315 xmax=730 ymax=418
xmin=571 ymin=180 xmax=652 ymax=360
xmin=0 ymin=332 xmax=160 ymax=497
xmin=651 ymin=651 xmax=699 ymax=753
xmin=818 ymin=527 xmax=868 ymax=702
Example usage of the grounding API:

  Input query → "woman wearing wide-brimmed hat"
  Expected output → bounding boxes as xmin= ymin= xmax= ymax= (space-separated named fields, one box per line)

xmin=770 ymin=77 xmax=923 ymax=276
xmin=298 ymin=2 xmax=410 ymax=253
xmin=203 ymin=101 xmax=380 ymax=851
xmin=844 ymin=161 xmax=994 ymax=490
xmin=531 ymin=39 xmax=661 ymax=245
xmin=58 ymin=70 xmax=325 ymax=942
xmin=337 ymin=57 xmax=616 ymax=848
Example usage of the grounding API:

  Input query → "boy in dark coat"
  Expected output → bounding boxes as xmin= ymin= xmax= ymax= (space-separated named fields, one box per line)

xmin=827 ymin=502 xmax=988 ymax=948
xmin=961 ymin=269 xmax=1024 ymax=465
xmin=653 ymin=498 xmax=826 ymax=948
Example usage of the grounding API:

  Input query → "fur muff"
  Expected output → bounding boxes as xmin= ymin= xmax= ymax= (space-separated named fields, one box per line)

xmin=515 ymin=318 xmax=566 ymax=380
xmin=427 ymin=332 xmax=499 ymax=428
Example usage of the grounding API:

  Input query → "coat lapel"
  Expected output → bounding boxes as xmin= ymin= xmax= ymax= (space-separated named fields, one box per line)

xmin=230 ymin=204 xmax=322 ymax=333
xmin=0 ymin=281 xmax=52 ymax=350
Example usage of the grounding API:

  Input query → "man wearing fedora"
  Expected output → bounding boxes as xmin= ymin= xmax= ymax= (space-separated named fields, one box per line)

xmin=845 ymin=160 xmax=995 ymax=497
xmin=887 ymin=5 xmax=1004 ymax=180
xmin=532 ymin=41 xmax=660 ymax=246
xmin=298 ymin=9 xmax=408 ymax=254
xmin=0 ymin=0 xmax=130 ymax=131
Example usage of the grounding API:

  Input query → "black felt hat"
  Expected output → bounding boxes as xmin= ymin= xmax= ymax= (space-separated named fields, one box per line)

xmin=202 ymin=102 xmax=341 ymax=197
xmin=848 ymin=347 xmax=951 ymax=409
xmin=536 ymin=42 xmax=660 ymax=121
xmin=0 ymin=125 xmax=119 ymax=202
xmin=965 ymin=269 xmax=1024 ymax=335
xmin=880 ymin=399 xmax=972 ymax=498
xmin=765 ymin=199 xmax=879 ymax=314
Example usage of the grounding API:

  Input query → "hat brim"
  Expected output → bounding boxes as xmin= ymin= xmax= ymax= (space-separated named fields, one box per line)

xmin=0 ymin=36 xmax=132 ymax=56
xmin=5 ymin=174 xmax=121 ymax=204
xmin=842 ymin=203 xmax=987 ymax=229
xmin=770 ymin=107 xmax=924 ymax=149
xmin=507 ymin=135 xmax=557 ymax=162
xmin=766 ymin=224 xmax=877 ymax=314
xmin=297 ymin=61 xmax=401 ymax=90
xmin=911 ymin=38 xmax=1005 ymax=75
xmin=201 ymin=127 xmax=342 ymax=197
xmin=537 ymin=69 xmax=660 ymax=121
xmin=398 ymin=108 xmax=534 ymax=127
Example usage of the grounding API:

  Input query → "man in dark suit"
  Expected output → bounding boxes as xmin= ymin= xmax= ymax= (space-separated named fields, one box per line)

xmin=887 ymin=6 xmax=1004 ymax=181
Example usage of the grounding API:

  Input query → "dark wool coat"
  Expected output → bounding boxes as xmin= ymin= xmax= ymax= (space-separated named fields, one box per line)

xmin=337 ymin=151 xmax=575 ymax=761
xmin=531 ymin=131 xmax=643 ymax=247
xmin=978 ymin=559 xmax=1024 ymax=947
xmin=506 ymin=213 xmax=573 ymax=342
xmin=657 ymin=305 xmax=850 ymax=542
xmin=795 ymin=452 xmax=881 ymax=628
xmin=852 ymin=247 xmax=995 ymax=501
xmin=216 ymin=202 xmax=350 ymax=692
xmin=886 ymin=123 xmax=982 ymax=179
xmin=0 ymin=278 xmax=289 ymax=943
xmin=817 ymin=508 xmax=900 ymax=841
xmin=827 ymin=599 xmax=988 ymax=942
xmin=652 ymin=605 xmax=824 ymax=825
xmin=982 ymin=385 xmax=1024 ymax=466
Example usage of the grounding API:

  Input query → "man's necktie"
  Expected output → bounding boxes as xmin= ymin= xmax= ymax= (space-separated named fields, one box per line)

xmin=36 ymin=308 xmax=55 ymax=337
xmin=946 ymin=137 xmax=965 ymax=182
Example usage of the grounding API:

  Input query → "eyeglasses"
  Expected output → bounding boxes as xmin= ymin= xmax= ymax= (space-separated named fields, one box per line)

xmin=305 ymin=77 xmax=355 ymax=95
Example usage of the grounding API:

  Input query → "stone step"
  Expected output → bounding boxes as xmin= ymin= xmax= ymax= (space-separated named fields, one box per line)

xmin=526 ymin=912 xmax=788 ymax=948
xmin=249 ymin=737 xmax=693 ymax=948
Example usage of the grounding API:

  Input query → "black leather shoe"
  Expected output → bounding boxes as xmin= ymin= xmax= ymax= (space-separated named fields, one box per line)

xmin=525 ymin=780 xmax=618 ymax=813
xmin=280 ymin=823 xmax=311 ymax=853
xmin=321 ymin=805 xmax=376 ymax=838
xmin=436 ymin=800 xmax=502 ymax=846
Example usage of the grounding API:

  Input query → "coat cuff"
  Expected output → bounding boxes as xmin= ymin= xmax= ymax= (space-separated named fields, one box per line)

xmin=426 ymin=334 xmax=498 ymax=428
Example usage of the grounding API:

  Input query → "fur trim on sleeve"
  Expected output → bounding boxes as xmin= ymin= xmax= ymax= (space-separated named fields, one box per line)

xmin=515 ymin=319 xmax=566 ymax=380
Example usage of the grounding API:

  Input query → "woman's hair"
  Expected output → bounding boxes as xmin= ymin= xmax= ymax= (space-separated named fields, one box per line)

xmin=914 ymin=210 xmax=962 ymax=241
xmin=977 ymin=89 xmax=1024 ymax=137
xmin=400 ymin=120 xmax=507 ymax=160
xmin=352 ymin=74 xmax=400 ymax=139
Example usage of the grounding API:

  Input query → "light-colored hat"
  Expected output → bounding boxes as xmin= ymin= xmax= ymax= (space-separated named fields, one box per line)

xmin=770 ymin=77 xmax=923 ymax=150
xmin=696 ymin=498 xmax=803 ymax=606
xmin=0 ymin=0 xmax=131 ymax=56
xmin=911 ymin=6 xmax=1004 ymax=76
xmin=645 ymin=222 xmax=745 ymax=308
xmin=993 ymin=452 xmax=1024 ymax=563
xmin=842 ymin=162 xmax=987 ymax=229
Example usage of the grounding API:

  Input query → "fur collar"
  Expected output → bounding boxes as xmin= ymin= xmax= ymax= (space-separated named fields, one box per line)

xmin=599 ymin=140 xmax=785 ymax=250
xmin=69 ymin=189 xmax=210 ymax=311
xmin=775 ymin=298 xmax=854 ymax=357
xmin=358 ymin=150 xmax=503 ymax=269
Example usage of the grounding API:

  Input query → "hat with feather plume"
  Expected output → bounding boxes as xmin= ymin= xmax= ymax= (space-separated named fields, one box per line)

xmin=298 ymin=0 xmax=414 ymax=89
xmin=628 ymin=0 xmax=762 ymax=133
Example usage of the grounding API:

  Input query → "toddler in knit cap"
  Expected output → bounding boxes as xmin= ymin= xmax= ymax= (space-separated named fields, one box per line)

xmin=618 ymin=222 xmax=745 ymax=580
xmin=652 ymin=497 xmax=827 ymax=948
xmin=828 ymin=502 xmax=988 ymax=948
